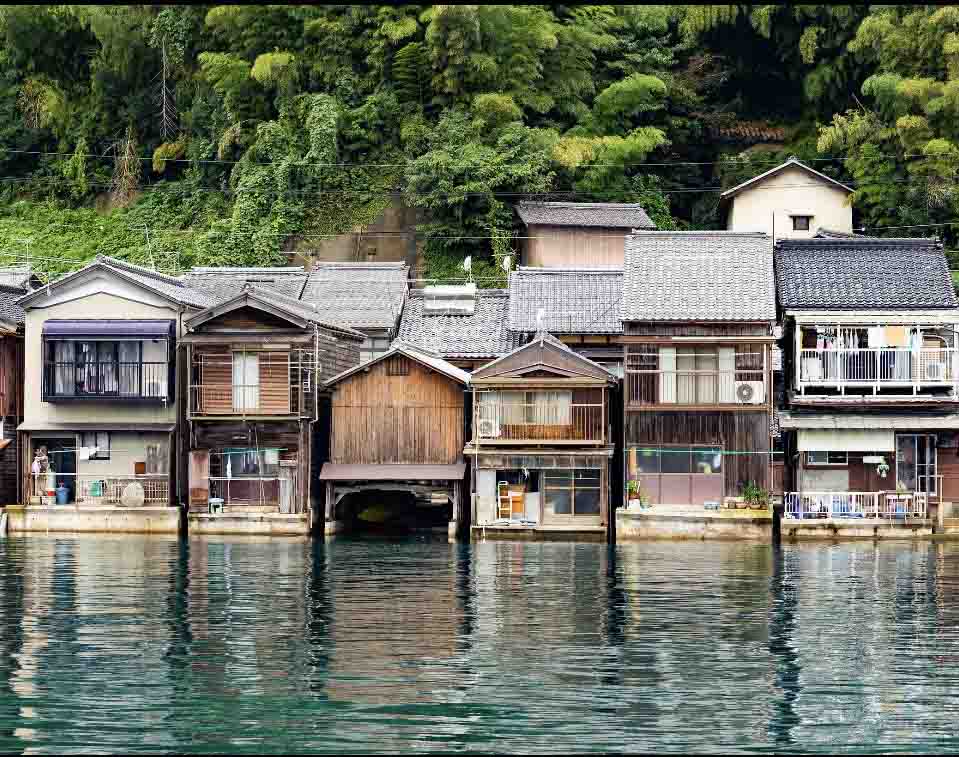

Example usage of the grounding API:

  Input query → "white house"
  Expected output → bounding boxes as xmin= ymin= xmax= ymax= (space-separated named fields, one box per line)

xmin=721 ymin=158 xmax=854 ymax=239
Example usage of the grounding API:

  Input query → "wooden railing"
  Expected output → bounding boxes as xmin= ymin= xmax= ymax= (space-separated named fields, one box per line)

xmin=784 ymin=491 xmax=928 ymax=520
xmin=189 ymin=382 xmax=303 ymax=417
xmin=475 ymin=401 xmax=605 ymax=443
xmin=797 ymin=348 xmax=957 ymax=391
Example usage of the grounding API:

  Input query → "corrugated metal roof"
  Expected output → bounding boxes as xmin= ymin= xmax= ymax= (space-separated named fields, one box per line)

xmin=319 ymin=463 xmax=467 ymax=481
xmin=517 ymin=201 xmax=656 ymax=229
xmin=508 ymin=267 xmax=622 ymax=334
xmin=622 ymin=232 xmax=776 ymax=322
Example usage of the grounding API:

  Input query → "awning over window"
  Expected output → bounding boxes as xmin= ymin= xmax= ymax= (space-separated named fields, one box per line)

xmin=42 ymin=320 xmax=174 ymax=339
xmin=798 ymin=429 xmax=895 ymax=452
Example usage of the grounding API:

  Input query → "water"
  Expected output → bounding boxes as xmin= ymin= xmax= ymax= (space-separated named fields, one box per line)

xmin=0 ymin=536 xmax=958 ymax=754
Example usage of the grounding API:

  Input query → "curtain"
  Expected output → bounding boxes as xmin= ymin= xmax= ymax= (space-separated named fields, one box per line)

xmin=232 ymin=353 xmax=260 ymax=410
xmin=54 ymin=342 xmax=74 ymax=395
xmin=118 ymin=342 xmax=140 ymax=395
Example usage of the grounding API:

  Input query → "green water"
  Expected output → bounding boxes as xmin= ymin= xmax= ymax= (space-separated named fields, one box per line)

xmin=0 ymin=536 xmax=957 ymax=754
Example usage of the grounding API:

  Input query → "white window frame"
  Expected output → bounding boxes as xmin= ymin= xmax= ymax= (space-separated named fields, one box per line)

xmin=806 ymin=451 xmax=848 ymax=466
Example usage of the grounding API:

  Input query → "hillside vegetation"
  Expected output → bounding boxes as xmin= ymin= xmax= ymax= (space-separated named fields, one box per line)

xmin=1 ymin=5 xmax=959 ymax=282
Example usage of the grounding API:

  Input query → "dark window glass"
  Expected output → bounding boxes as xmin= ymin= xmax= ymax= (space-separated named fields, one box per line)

xmin=661 ymin=449 xmax=691 ymax=474
xmin=692 ymin=449 xmax=722 ymax=474
xmin=792 ymin=216 xmax=811 ymax=231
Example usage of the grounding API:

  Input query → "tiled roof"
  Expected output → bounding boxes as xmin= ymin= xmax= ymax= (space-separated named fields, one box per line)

xmin=508 ymin=267 xmax=623 ymax=334
xmin=247 ymin=286 xmax=364 ymax=337
xmin=0 ymin=286 xmax=25 ymax=325
xmin=181 ymin=267 xmax=308 ymax=304
xmin=0 ymin=265 xmax=35 ymax=290
xmin=775 ymin=238 xmax=958 ymax=310
xmin=397 ymin=288 xmax=520 ymax=359
xmin=622 ymin=232 xmax=776 ymax=322
xmin=301 ymin=262 xmax=409 ymax=331
xmin=517 ymin=201 xmax=656 ymax=229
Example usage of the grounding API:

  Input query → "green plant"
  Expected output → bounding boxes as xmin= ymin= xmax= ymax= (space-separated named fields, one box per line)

xmin=626 ymin=480 xmax=640 ymax=497
xmin=742 ymin=480 xmax=771 ymax=509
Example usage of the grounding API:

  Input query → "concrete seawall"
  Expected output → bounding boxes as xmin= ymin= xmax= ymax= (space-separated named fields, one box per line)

xmin=189 ymin=513 xmax=310 ymax=536
xmin=616 ymin=506 xmax=773 ymax=541
xmin=782 ymin=518 xmax=933 ymax=540
xmin=6 ymin=505 xmax=181 ymax=534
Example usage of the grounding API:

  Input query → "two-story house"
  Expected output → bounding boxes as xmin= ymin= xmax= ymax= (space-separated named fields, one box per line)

xmin=775 ymin=236 xmax=959 ymax=531
xmin=14 ymin=255 xmax=210 ymax=533
xmin=517 ymin=201 xmax=656 ymax=267
xmin=467 ymin=332 xmax=618 ymax=539
xmin=721 ymin=157 xmax=854 ymax=239
xmin=179 ymin=285 xmax=363 ymax=535
xmin=621 ymin=232 xmax=778 ymax=514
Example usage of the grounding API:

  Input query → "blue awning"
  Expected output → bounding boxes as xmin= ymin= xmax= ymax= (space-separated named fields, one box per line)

xmin=42 ymin=320 xmax=174 ymax=339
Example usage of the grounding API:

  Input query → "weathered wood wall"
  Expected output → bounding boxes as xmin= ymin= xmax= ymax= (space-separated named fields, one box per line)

xmin=194 ymin=346 xmax=292 ymax=415
xmin=331 ymin=357 xmax=465 ymax=465
xmin=0 ymin=335 xmax=22 ymax=503
xmin=625 ymin=409 xmax=771 ymax=494
xmin=624 ymin=322 xmax=771 ymax=337
xmin=523 ymin=225 xmax=625 ymax=267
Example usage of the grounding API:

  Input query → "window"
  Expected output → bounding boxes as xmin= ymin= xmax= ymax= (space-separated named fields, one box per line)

xmin=232 ymin=352 xmax=260 ymax=411
xmin=80 ymin=432 xmax=110 ymax=460
xmin=386 ymin=355 xmax=410 ymax=376
xmin=806 ymin=451 xmax=848 ymax=466
xmin=44 ymin=339 xmax=167 ymax=400
xmin=792 ymin=215 xmax=812 ymax=231
xmin=896 ymin=434 xmax=937 ymax=494
xmin=360 ymin=337 xmax=391 ymax=363
xmin=145 ymin=443 xmax=169 ymax=474
xmin=543 ymin=469 xmax=601 ymax=516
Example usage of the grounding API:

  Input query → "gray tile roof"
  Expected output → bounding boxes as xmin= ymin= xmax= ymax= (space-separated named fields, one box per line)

xmin=301 ymin=263 xmax=409 ymax=331
xmin=775 ymin=238 xmax=958 ymax=310
xmin=517 ymin=201 xmax=656 ymax=229
xmin=181 ymin=267 xmax=308 ymax=304
xmin=508 ymin=267 xmax=623 ymax=334
xmin=397 ymin=289 xmax=521 ymax=359
xmin=0 ymin=286 xmax=25 ymax=325
xmin=246 ymin=286 xmax=364 ymax=337
xmin=0 ymin=265 xmax=35 ymax=290
xmin=622 ymin=232 xmax=776 ymax=322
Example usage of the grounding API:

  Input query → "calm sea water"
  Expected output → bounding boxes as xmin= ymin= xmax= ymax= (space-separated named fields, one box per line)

xmin=0 ymin=535 xmax=957 ymax=754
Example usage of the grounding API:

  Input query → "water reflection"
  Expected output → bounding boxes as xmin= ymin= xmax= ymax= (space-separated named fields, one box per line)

xmin=0 ymin=537 xmax=958 ymax=752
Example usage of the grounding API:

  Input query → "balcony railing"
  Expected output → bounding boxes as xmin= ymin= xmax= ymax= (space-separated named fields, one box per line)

xmin=29 ymin=473 xmax=170 ymax=506
xmin=626 ymin=370 xmax=766 ymax=407
xmin=475 ymin=401 xmax=605 ymax=443
xmin=784 ymin=491 xmax=928 ymax=520
xmin=43 ymin=361 xmax=169 ymax=401
xmin=797 ymin=348 xmax=957 ymax=390
xmin=189 ymin=383 xmax=303 ymax=417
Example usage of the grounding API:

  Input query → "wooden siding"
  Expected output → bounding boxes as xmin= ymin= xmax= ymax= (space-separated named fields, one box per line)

xmin=331 ymin=359 xmax=465 ymax=465
xmin=194 ymin=346 xmax=292 ymax=415
xmin=624 ymin=322 xmax=771 ymax=337
xmin=200 ymin=306 xmax=302 ymax=332
xmin=625 ymin=409 xmax=771 ymax=495
xmin=523 ymin=225 xmax=625 ymax=267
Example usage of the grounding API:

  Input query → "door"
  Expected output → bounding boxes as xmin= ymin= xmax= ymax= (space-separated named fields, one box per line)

xmin=896 ymin=434 xmax=937 ymax=494
xmin=232 ymin=352 xmax=260 ymax=412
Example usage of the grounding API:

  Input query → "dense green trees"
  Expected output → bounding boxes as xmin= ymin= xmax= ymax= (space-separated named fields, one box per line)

xmin=0 ymin=4 xmax=957 ymax=281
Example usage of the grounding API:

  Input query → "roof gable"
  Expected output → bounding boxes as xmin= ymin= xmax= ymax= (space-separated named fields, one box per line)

xmin=720 ymin=158 xmax=853 ymax=200
xmin=775 ymin=237 xmax=959 ymax=310
xmin=472 ymin=332 xmax=614 ymax=382
xmin=325 ymin=342 xmax=470 ymax=388
xmin=622 ymin=232 xmax=776 ymax=322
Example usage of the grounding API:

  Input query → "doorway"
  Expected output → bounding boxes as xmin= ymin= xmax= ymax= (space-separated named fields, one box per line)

xmin=31 ymin=436 xmax=77 ymax=503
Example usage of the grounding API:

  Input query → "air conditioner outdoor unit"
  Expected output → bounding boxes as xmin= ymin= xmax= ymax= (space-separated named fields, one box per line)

xmin=735 ymin=380 xmax=765 ymax=404
xmin=477 ymin=418 xmax=501 ymax=438
xmin=925 ymin=362 xmax=947 ymax=381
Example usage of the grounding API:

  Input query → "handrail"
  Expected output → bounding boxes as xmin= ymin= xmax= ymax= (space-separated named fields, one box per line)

xmin=797 ymin=347 xmax=957 ymax=386
xmin=784 ymin=490 xmax=928 ymax=520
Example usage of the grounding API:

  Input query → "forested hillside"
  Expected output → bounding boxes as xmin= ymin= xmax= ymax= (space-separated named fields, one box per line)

xmin=1 ymin=5 xmax=958 ymax=283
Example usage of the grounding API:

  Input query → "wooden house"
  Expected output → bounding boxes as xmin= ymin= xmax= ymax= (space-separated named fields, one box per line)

xmin=180 ymin=285 xmax=363 ymax=534
xmin=622 ymin=232 xmax=778 ymax=508
xmin=775 ymin=237 xmax=959 ymax=526
xmin=516 ymin=202 xmax=656 ymax=267
xmin=467 ymin=332 xmax=617 ymax=538
xmin=320 ymin=343 xmax=471 ymax=539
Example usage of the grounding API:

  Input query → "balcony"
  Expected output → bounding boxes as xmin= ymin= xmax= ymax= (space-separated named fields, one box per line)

xmin=474 ymin=399 xmax=605 ymax=445
xmin=189 ymin=383 xmax=305 ymax=417
xmin=43 ymin=361 xmax=170 ymax=403
xmin=30 ymin=473 xmax=170 ymax=506
xmin=784 ymin=491 xmax=929 ymax=520
xmin=796 ymin=348 xmax=958 ymax=396
xmin=626 ymin=369 xmax=767 ymax=407
xmin=189 ymin=349 xmax=311 ymax=418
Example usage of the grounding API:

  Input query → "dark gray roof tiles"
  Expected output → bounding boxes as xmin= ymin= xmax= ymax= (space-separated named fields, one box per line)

xmin=302 ymin=263 xmax=409 ymax=331
xmin=508 ymin=267 xmax=623 ymax=334
xmin=182 ymin=267 xmax=308 ymax=304
xmin=517 ymin=201 xmax=656 ymax=229
xmin=0 ymin=286 xmax=25 ymax=325
xmin=397 ymin=289 xmax=521 ymax=359
xmin=622 ymin=232 xmax=776 ymax=322
xmin=775 ymin=237 xmax=958 ymax=310
xmin=0 ymin=265 xmax=35 ymax=290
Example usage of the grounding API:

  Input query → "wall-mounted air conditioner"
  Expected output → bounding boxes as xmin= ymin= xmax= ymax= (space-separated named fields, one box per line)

xmin=735 ymin=380 xmax=766 ymax=404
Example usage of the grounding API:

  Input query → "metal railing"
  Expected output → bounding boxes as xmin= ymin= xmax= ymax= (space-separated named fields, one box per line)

xmin=784 ymin=491 xmax=929 ymax=520
xmin=209 ymin=475 xmax=299 ymax=513
xmin=797 ymin=348 xmax=957 ymax=389
xmin=626 ymin=369 xmax=766 ymax=406
xmin=189 ymin=383 xmax=303 ymax=416
xmin=43 ymin=361 xmax=169 ymax=400
xmin=475 ymin=401 xmax=605 ymax=442
xmin=29 ymin=473 xmax=170 ymax=506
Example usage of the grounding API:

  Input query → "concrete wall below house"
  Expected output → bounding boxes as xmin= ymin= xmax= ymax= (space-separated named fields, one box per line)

xmin=6 ymin=505 xmax=180 ymax=534
xmin=781 ymin=519 xmax=933 ymax=540
xmin=189 ymin=512 xmax=310 ymax=536
xmin=616 ymin=507 xmax=773 ymax=540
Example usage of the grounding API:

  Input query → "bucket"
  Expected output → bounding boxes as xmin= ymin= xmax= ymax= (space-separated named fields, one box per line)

xmin=55 ymin=485 xmax=69 ymax=505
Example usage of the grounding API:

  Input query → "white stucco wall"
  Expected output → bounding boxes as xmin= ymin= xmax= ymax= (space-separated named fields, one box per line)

xmin=22 ymin=273 xmax=188 ymax=428
xmin=726 ymin=164 xmax=853 ymax=239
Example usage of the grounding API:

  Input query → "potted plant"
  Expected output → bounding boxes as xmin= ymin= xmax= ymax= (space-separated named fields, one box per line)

xmin=626 ymin=480 xmax=641 ymax=509
xmin=741 ymin=481 xmax=770 ymax=510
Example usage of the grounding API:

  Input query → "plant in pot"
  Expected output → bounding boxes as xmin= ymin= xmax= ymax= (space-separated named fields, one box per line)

xmin=742 ymin=481 xmax=770 ymax=510
xmin=626 ymin=480 xmax=641 ymax=509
